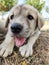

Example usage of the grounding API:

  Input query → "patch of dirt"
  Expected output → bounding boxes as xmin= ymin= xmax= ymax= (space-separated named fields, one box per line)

xmin=0 ymin=31 xmax=49 ymax=65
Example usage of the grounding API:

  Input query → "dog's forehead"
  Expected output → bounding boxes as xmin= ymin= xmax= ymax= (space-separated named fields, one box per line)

xmin=10 ymin=4 xmax=37 ymax=19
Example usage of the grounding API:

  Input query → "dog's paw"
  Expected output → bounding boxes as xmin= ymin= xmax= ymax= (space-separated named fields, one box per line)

xmin=0 ymin=43 xmax=13 ymax=57
xmin=19 ymin=44 xmax=33 ymax=57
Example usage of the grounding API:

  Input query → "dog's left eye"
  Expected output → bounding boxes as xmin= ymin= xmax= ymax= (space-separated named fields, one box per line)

xmin=27 ymin=14 xmax=34 ymax=20
xmin=10 ymin=14 xmax=14 ymax=19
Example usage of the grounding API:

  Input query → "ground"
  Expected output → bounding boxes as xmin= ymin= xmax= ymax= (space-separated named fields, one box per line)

xmin=0 ymin=31 xmax=49 ymax=65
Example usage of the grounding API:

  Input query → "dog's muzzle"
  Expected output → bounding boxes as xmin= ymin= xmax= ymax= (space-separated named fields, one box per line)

xmin=11 ymin=23 xmax=27 ymax=47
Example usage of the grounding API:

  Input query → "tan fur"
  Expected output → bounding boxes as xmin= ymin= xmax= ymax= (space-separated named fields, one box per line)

xmin=0 ymin=4 xmax=43 ymax=57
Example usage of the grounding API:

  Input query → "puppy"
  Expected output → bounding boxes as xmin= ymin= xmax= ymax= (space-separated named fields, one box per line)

xmin=0 ymin=4 xmax=43 ymax=57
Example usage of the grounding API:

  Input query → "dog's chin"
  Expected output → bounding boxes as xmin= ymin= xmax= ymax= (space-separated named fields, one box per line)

xmin=11 ymin=31 xmax=30 ymax=47
xmin=15 ymin=35 xmax=30 ymax=47
xmin=12 ymin=33 xmax=30 ymax=47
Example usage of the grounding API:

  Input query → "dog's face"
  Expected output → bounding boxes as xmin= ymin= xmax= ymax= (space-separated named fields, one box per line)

xmin=5 ymin=4 xmax=43 ymax=47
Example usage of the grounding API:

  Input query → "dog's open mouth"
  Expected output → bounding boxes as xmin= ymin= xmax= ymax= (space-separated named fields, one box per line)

xmin=15 ymin=36 xmax=26 ymax=47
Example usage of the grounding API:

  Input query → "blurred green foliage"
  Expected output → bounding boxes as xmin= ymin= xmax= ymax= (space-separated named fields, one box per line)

xmin=0 ymin=0 xmax=17 ymax=11
xmin=46 ymin=6 xmax=49 ymax=13
xmin=25 ymin=0 xmax=45 ymax=12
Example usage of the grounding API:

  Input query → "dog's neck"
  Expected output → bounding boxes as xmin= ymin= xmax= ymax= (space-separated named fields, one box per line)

xmin=30 ymin=28 xmax=41 ymax=37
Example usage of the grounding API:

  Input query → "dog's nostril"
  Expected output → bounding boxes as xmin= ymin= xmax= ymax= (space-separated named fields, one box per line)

xmin=11 ymin=23 xmax=23 ymax=34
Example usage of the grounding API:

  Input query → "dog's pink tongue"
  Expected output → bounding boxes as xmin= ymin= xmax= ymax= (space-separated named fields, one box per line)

xmin=15 ymin=37 xmax=26 ymax=47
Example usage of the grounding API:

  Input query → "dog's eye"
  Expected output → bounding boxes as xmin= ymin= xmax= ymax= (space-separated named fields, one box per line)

xmin=27 ymin=15 xmax=34 ymax=20
xmin=10 ymin=15 xmax=14 ymax=19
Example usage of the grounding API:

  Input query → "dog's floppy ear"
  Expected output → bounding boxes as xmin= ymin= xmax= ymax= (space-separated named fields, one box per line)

xmin=37 ymin=12 xmax=43 ymax=30
xmin=5 ymin=17 xmax=10 ymax=28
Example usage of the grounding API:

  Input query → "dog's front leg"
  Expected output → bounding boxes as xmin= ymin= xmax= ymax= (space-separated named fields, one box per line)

xmin=19 ymin=31 xmax=40 ymax=57
xmin=0 ymin=31 xmax=14 ymax=57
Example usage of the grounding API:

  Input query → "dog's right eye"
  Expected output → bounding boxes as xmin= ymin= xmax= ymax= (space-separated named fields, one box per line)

xmin=27 ymin=14 xmax=34 ymax=20
xmin=10 ymin=15 xmax=14 ymax=19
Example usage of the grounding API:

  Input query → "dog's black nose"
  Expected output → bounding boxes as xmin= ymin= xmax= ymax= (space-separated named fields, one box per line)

xmin=11 ymin=23 xmax=23 ymax=34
